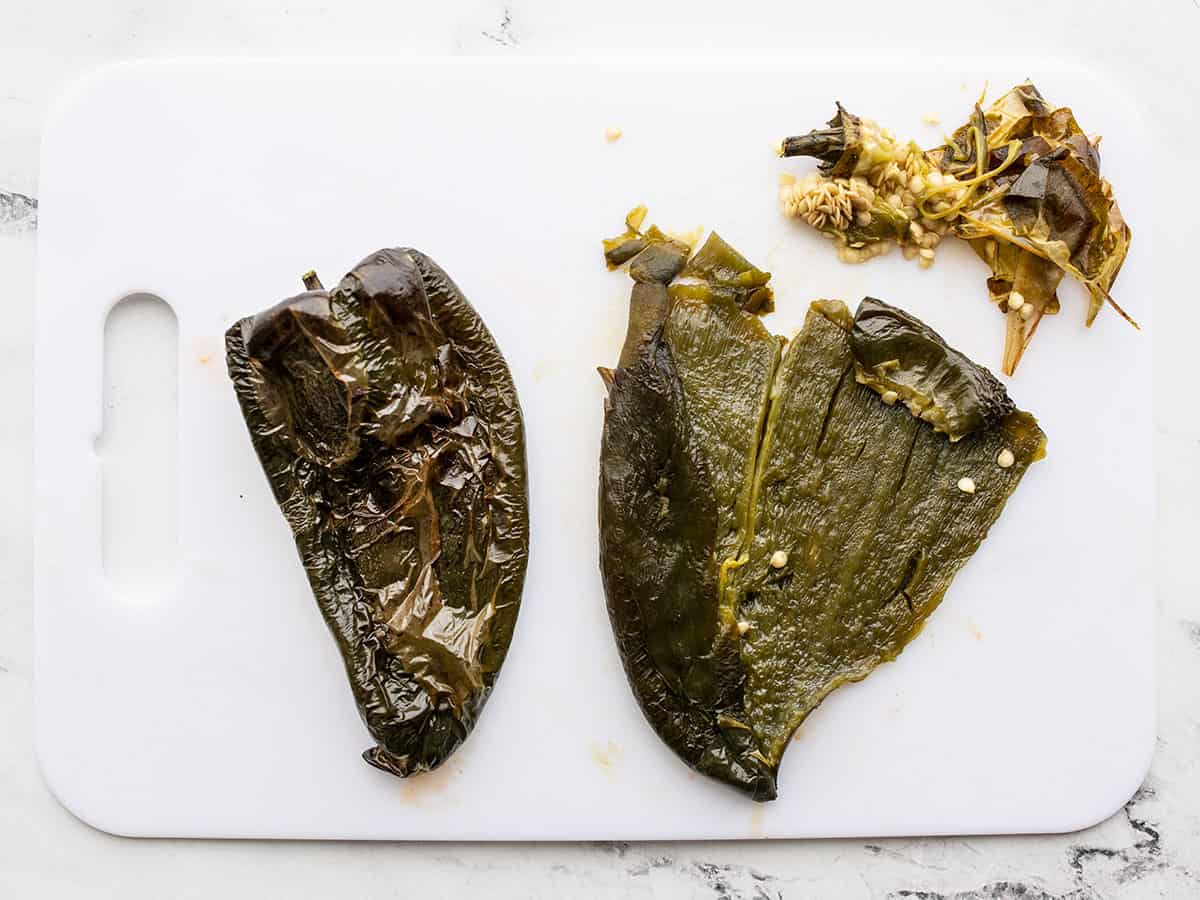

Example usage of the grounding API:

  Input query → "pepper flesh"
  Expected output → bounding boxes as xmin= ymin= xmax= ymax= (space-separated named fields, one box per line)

xmin=226 ymin=248 xmax=529 ymax=778
xmin=599 ymin=215 xmax=1045 ymax=799
xmin=849 ymin=297 xmax=1016 ymax=440
xmin=733 ymin=301 xmax=1044 ymax=765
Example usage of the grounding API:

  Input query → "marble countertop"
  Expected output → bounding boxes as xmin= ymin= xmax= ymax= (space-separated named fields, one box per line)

xmin=1 ymin=2 xmax=1197 ymax=896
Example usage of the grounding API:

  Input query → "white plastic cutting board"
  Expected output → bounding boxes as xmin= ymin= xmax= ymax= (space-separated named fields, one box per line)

xmin=34 ymin=58 xmax=1154 ymax=840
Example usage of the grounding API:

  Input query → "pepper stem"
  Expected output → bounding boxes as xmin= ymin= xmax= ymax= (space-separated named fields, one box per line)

xmin=302 ymin=270 xmax=324 ymax=290
xmin=779 ymin=129 xmax=845 ymax=162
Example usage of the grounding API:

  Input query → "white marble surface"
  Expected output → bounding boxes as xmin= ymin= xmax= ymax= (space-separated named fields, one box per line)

xmin=1 ymin=1 xmax=1197 ymax=896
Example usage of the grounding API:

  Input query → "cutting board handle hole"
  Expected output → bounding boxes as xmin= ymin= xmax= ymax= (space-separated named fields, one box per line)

xmin=96 ymin=293 xmax=179 ymax=601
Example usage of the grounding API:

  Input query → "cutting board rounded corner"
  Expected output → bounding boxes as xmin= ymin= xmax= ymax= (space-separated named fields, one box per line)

xmin=1048 ymin=715 xmax=1156 ymax=837
xmin=41 ymin=59 xmax=166 ymax=158
xmin=35 ymin=726 xmax=137 ymax=839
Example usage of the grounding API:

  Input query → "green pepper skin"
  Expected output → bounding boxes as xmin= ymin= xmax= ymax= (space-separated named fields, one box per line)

xmin=226 ymin=248 xmax=529 ymax=778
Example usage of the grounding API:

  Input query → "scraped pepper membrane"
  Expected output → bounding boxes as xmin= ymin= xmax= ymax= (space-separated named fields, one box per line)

xmin=599 ymin=209 xmax=1045 ymax=800
xmin=227 ymin=249 xmax=528 ymax=778
xmin=777 ymin=83 xmax=1134 ymax=374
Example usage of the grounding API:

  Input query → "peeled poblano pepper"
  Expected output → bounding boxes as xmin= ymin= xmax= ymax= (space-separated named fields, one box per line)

xmin=226 ymin=248 xmax=528 ymax=778
xmin=599 ymin=213 xmax=1045 ymax=800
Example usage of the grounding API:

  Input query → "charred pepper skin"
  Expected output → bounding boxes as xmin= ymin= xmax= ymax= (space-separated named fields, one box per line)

xmin=226 ymin=248 xmax=529 ymax=778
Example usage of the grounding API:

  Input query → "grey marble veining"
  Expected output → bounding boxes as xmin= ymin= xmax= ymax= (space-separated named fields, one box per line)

xmin=0 ymin=191 xmax=36 ymax=232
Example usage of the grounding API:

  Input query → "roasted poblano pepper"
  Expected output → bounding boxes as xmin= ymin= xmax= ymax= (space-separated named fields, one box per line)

xmin=599 ymin=214 xmax=1045 ymax=800
xmin=778 ymin=82 xmax=1133 ymax=374
xmin=226 ymin=248 xmax=529 ymax=778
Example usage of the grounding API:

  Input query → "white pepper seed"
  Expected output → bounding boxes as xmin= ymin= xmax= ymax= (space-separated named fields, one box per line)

xmin=997 ymin=449 xmax=1015 ymax=468
xmin=957 ymin=477 xmax=976 ymax=494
